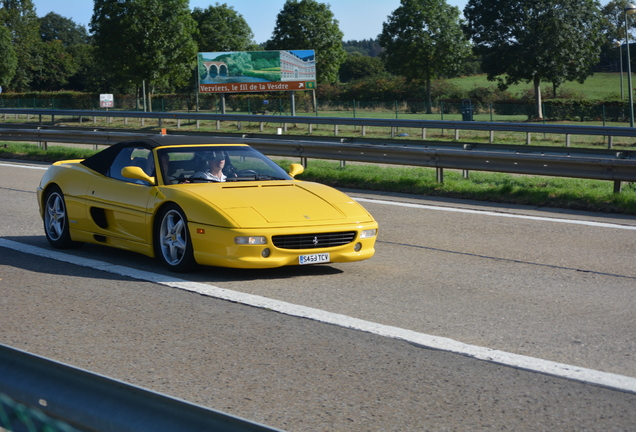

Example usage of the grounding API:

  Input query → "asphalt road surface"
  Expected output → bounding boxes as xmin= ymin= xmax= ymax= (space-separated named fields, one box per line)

xmin=1 ymin=160 xmax=635 ymax=431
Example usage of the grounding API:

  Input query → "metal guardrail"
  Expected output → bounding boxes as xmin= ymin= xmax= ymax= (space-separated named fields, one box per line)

xmin=0 ymin=343 xmax=283 ymax=432
xmin=2 ymin=107 xmax=636 ymax=138
xmin=1 ymin=127 xmax=635 ymax=187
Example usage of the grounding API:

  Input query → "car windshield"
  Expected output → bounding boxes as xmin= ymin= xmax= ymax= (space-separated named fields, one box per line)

xmin=156 ymin=145 xmax=293 ymax=185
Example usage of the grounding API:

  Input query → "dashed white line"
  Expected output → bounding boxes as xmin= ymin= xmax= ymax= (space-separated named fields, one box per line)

xmin=1 ymin=237 xmax=635 ymax=395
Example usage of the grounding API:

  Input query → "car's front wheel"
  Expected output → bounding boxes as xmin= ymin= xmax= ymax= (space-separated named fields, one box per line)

xmin=155 ymin=204 xmax=195 ymax=272
xmin=43 ymin=186 xmax=79 ymax=249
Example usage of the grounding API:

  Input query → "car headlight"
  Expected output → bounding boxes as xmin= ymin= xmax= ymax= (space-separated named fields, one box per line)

xmin=359 ymin=229 xmax=377 ymax=239
xmin=234 ymin=236 xmax=267 ymax=245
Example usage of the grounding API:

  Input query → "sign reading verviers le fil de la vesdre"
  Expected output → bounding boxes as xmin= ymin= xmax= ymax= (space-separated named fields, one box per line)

xmin=197 ymin=50 xmax=316 ymax=94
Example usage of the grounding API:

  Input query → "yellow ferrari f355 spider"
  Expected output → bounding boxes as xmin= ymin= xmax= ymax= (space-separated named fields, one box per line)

xmin=37 ymin=136 xmax=378 ymax=272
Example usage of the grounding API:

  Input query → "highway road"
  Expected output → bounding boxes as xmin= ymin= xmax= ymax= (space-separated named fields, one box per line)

xmin=1 ymin=160 xmax=636 ymax=431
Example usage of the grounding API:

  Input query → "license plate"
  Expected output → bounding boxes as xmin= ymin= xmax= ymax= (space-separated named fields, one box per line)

xmin=299 ymin=253 xmax=330 ymax=265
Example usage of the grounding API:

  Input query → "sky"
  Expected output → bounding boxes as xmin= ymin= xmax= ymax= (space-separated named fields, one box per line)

xmin=30 ymin=0 xmax=467 ymax=43
xmin=30 ymin=0 xmax=616 ymax=44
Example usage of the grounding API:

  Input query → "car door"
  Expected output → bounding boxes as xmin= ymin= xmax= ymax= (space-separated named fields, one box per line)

xmin=85 ymin=146 xmax=156 ymax=244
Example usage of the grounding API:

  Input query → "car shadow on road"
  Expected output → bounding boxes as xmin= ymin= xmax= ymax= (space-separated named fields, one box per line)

xmin=2 ymin=236 xmax=344 ymax=284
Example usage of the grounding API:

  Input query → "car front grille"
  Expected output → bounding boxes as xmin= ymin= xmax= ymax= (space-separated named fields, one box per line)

xmin=272 ymin=231 xmax=357 ymax=250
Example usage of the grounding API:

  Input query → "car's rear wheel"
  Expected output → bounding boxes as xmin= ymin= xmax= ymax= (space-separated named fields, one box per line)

xmin=43 ymin=186 xmax=79 ymax=249
xmin=155 ymin=204 xmax=195 ymax=272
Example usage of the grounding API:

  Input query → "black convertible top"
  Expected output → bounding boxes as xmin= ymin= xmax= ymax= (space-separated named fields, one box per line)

xmin=80 ymin=135 xmax=246 ymax=175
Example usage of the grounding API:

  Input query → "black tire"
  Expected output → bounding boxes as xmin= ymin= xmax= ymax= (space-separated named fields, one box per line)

xmin=43 ymin=186 xmax=79 ymax=249
xmin=154 ymin=203 xmax=195 ymax=272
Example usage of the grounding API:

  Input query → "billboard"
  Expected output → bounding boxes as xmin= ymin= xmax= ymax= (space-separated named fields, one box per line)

xmin=198 ymin=50 xmax=316 ymax=94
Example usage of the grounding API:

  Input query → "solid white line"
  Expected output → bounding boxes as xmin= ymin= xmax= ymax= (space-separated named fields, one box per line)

xmin=354 ymin=197 xmax=636 ymax=231
xmin=0 ymin=162 xmax=47 ymax=170
xmin=2 ymin=237 xmax=635 ymax=395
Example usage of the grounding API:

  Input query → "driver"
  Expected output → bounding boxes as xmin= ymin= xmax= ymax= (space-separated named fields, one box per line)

xmin=193 ymin=151 xmax=227 ymax=182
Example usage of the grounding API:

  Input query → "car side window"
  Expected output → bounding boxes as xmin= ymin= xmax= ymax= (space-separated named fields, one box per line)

xmin=108 ymin=147 xmax=154 ymax=184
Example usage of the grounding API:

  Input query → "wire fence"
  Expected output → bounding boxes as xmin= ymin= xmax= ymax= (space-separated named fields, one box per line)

xmin=0 ymin=96 xmax=632 ymax=125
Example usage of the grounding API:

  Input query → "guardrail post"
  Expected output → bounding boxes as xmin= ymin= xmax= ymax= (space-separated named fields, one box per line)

xmin=436 ymin=167 xmax=444 ymax=183
xmin=608 ymin=136 xmax=613 ymax=149
xmin=463 ymin=170 xmax=470 ymax=179
xmin=334 ymin=124 xmax=338 ymax=136
xmin=216 ymin=120 xmax=220 ymax=130
xmin=565 ymin=134 xmax=571 ymax=147
xmin=362 ymin=125 xmax=366 ymax=136
xmin=526 ymin=132 xmax=531 ymax=145
xmin=489 ymin=130 xmax=494 ymax=143
xmin=454 ymin=129 xmax=459 ymax=140
xmin=614 ymin=180 xmax=622 ymax=193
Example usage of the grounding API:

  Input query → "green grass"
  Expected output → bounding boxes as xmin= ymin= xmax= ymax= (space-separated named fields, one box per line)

xmin=3 ymin=141 xmax=635 ymax=215
xmin=287 ymin=159 xmax=636 ymax=215
xmin=448 ymin=72 xmax=625 ymax=100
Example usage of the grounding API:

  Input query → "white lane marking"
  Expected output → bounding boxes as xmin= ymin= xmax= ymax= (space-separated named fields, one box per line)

xmin=0 ymin=162 xmax=48 ymax=170
xmin=2 ymin=237 xmax=635 ymax=395
xmin=355 ymin=197 xmax=636 ymax=231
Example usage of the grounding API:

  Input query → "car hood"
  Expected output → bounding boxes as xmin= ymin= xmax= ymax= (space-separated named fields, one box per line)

xmin=184 ymin=181 xmax=374 ymax=228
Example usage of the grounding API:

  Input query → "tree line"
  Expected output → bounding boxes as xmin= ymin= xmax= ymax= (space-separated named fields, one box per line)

xmin=0 ymin=0 xmax=634 ymax=118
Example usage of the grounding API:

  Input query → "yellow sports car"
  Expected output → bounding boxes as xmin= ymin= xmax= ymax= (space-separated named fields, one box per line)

xmin=37 ymin=136 xmax=378 ymax=272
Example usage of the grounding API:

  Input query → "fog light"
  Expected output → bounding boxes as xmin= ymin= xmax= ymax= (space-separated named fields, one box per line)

xmin=261 ymin=248 xmax=271 ymax=258
xmin=354 ymin=242 xmax=362 ymax=252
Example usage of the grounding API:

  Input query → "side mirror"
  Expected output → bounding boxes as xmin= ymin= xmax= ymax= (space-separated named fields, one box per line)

xmin=288 ymin=163 xmax=304 ymax=178
xmin=121 ymin=166 xmax=155 ymax=186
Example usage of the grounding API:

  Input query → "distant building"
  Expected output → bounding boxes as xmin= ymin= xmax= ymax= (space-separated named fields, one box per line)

xmin=280 ymin=51 xmax=316 ymax=81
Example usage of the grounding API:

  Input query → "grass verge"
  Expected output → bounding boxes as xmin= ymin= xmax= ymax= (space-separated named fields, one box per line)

xmin=3 ymin=141 xmax=635 ymax=215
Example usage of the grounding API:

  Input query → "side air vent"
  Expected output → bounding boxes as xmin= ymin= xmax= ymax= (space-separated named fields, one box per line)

xmin=90 ymin=207 xmax=108 ymax=229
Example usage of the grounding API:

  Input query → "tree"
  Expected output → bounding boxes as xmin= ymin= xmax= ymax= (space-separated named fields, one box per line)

xmin=39 ymin=11 xmax=88 ymax=47
xmin=339 ymin=53 xmax=387 ymax=83
xmin=343 ymin=39 xmax=383 ymax=57
xmin=379 ymin=0 xmax=470 ymax=113
xmin=0 ymin=0 xmax=40 ymax=91
xmin=192 ymin=3 xmax=257 ymax=52
xmin=30 ymin=39 xmax=78 ymax=91
xmin=90 ymin=0 xmax=198 ymax=107
xmin=0 ymin=24 xmax=17 ymax=88
xmin=265 ymin=0 xmax=346 ymax=84
xmin=464 ymin=0 xmax=604 ymax=119
xmin=599 ymin=0 xmax=636 ymax=80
